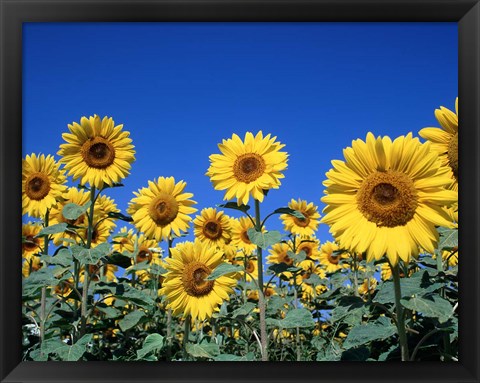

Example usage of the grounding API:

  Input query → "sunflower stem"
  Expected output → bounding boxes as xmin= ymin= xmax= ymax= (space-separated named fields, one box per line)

xmin=392 ymin=262 xmax=409 ymax=361
xmin=40 ymin=209 xmax=50 ymax=352
xmin=183 ymin=315 xmax=191 ymax=360
xmin=254 ymin=199 xmax=268 ymax=361
xmin=352 ymin=254 xmax=360 ymax=297
xmin=166 ymin=237 xmax=174 ymax=361
xmin=293 ymin=275 xmax=301 ymax=361
xmin=80 ymin=186 xmax=96 ymax=337
xmin=436 ymin=250 xmax=452 ymax=361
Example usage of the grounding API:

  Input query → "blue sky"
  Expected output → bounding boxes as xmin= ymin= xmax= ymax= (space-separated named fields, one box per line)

xmin=23 ymin=22 xmax=458 ymax=246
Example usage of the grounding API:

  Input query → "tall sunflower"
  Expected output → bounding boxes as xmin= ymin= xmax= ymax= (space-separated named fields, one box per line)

xmin=266 ymin=242 xmax=294 ymax=267
xmin=318 ymin=241 xmax=349 ymax=273
xmin=22 ymin=153 xmax=67 ymax=218
xmin=230 ymin=217 xmax=262 ymax=255
xmin=281 ymin=199 xmax=321 ymax=237
xmin=419 ymin=98 xmax=458 ymax=190
xmin=22 ymin=223 xmax=43 ymax=258
xmin=127 ymin=177 xmax=197 ymax=241
xmin=160 ymin=240 xmax=237 ymax=321
xmin=193 ymin=208 xmax=232 ymax=248
xmin=206 ymin=131 xmax=288 ymax=205
xmin=321 ymin=133 xmax=457 ymax=265
xmin=58 ymin=115 xmax=135 ymax=189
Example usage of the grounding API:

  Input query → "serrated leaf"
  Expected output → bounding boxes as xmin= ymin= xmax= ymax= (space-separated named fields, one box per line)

xmin=217 ymin=202 xmax=250 ymax=213
xmin=136 ymin=333 xmax=164 ymax=359
xmin=437 ymin=227 xmax=458 ymax=250
xmin=400 ymin=295 xmax=453 ymax=323
xmin=119 ymin=310 xmax=146 ymax=332
xmin=341 ymin=346 xmax=370 ymax=361
xmin=37 ymin=223 xmax=68 ymax=236
xmin=213 ymin=352 xmax=255 ymax=361
xmin=105 ymin=252 xmax=132 ymax=269
xmin=206 ymin=263 xmax=243 ymax=280
xmin=232 ymin=302 xmax=256 ymax=318
xmin=247 ymin=229 xmax=282 ymax=249
xmin=41 ymin=248 xmax=73 ymax=267
xmin=267 ymin=308 xmax=315 ymax=328
xmin=72 ymin=243 xmax=110 ymax=265
xmin=95 ymin=305 xmax=122 ymax=319
xmin=268 ymin=263 xmax=290 ymax=275
xmin=343 ymin=318 xmax=397 ymax=349
xmin=288 ymin=250 xmax=306 ymax=263
xmin=62 ymin=202 xmax=91 ymax=221
xmin=272 ymin=207 xmax=305 ymax=219
xmin=186 ymin=343 xmax=220 ymax=359
xmin=55 ymin=334 xmax=92 ymax=361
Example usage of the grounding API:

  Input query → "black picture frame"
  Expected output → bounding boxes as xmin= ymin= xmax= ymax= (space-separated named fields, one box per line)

xmin=1 ymin=1 xmax=479 ymax=382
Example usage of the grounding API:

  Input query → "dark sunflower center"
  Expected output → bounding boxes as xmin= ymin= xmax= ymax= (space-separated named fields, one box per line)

xmin=148 ymin=194 xmax=179 ymax=226
xmin=25 ymin=173 xmax=51 ymax=201
xmin=182 ymin=261 xmax=215 ymax=297
xmin=55 ymin=280 xmax=72 ymax=296
xmin=240 ymin=230 xmax=252 ymax=244
xmin=282 ymin=253 xmax=294 ymax=266
xmin=448 ymin=133 xmax=458 ymax=179
xmin=203 ymin=220 xmax=222 ymax=240
xmin=246 ymin=260 xmax=255 ymax=273
xmin=81 ymin=137 xmax=116 ymax=169
xmin=233 ymin=153 xmax=266 ymax=183
xmin=293 ymin=212 xmax=310 ymax=227
xmin=23 ymin=235 xmax=38 ymax=251
xmin=264 ymin=288 xmax=274 ymax=297
xmin=327 ymin=253 xmax=339 ymax=265
xmin=298 ymin=245 xmax=312 ymax=257
xmin=357 ymin=170 xmax=418 ymax=227
xmin=136 ymin=248 xmax=153 ymax=263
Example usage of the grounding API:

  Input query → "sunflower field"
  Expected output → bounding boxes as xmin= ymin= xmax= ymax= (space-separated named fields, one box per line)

xmin=22 ymin=99 xmax=458 ymax=362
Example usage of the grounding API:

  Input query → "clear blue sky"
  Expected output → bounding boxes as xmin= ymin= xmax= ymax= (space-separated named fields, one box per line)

xmin=22 ymin=22 xmax=458 ymax=245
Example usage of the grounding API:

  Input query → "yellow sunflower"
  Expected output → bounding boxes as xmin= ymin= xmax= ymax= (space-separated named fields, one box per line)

xmin=419 ymin=98 xmax=458 ymax=190
xmin=81 ymin=263 xmax=118 ymax=283
xmin=129 ymin=235 xmax=164 ymax=283
xmin=266 ymin=242 xmax=294 ymax=267
xmin=206 ymin=131 xmax=288 ymax=205
xmin=432 ymin=249 xmax=458 ymax=268
xmin=358 ymin=277 xmax=378 ymax=296
xmin=58 ymin=115 xmax=135 ymax=189
xmin=22 ymin=223 xmax=43 ymax=258
xmin=128 ymin=177 xmax=197 ymax=241
xmin=296 ymin=237 xmax=321 ymax=260
xmin=22 ymin=153 xmax=67 ymax=218
xmin=52 ymin=278 xmax=74 ymax=298
xmin=94 ymin=194 xmax=119 ymax=231
xmin=318 ymin=241 xmax=349 ymax=273
xmin=112 ymin=227 xmax=136 ymax=254
xmin=281 ymin=199 xmax=321 ymax=237
xmin=193 ymin=208 xmax=232 ymax=247
xmin=321 ymin=133 xmax=457 ymax=265
xmin=90 ymin=219 xmax=114 ymax=248
xmin=22 ymin=255 xmax=42 ymax=277
xmin=160 ymin=240 xmax=237 ymax=321
xmin=230 ymin=217 xmax=260 ymax=255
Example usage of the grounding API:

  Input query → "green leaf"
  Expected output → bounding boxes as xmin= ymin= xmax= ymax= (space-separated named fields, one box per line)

xmin=61 ymin=202 xmax=91 ymax=220
xmin=341 ymin=346 xmax=370 ymax=361
xmin=266 ymin=308 xmax=315 ymax=328
xmin=437 ymin=227 xmax=458 ymax=250
xmin=268 ymin=263 xmax=290 ymax=275
xmin=400 ymin=295 xmax=453 ymax=323
xmin=72 ymin=242 xmax=110 ymax=265
xmin=186 ymin=343 xmax=220 ymax=359
xmin=206 ymin=263 xmax=243 ymax=281
xmin=119 ymin=310 xmax=146 ymax=332
xmin=213 ymin=352 xmax=255 ymax=361
xmin=105 ymin=251 xmax=132 ymax=269
xmin=37 ymin=223 xmax=68 ymax=236
xmin=272 ymin=207 xmax=305 ymax=219
xmin=55 ymin=334 xmax=92 ymax=361
xmin=107 ymin=211 xmax=133 ymax=222
xmin=23 ymin=268 xmax=56 ymax=296
xmin=247 ymin=229 xmax=282 ymax=249
xmin=288 ymin=250 xmax=306 ymax=263
xmin=41 ymin=248 xmax=73 ymax=267
xmin=40 ymin=337 xmax=66 ymax=356
xmin=343 ymin=317 xmax=397 ymax=349
xmin=232 ymin=302 xmax=256 ymax=318
xmin=217 ymin=202 xmax=250 ymax=213
xmin=136 ymin=333 xmax=164 ymax=359
xmin=331 ymin=296 xmax=366 ymax=326
xmin=95 ymin=304 xmax=122 ymax=319
xmin=304 ymin=273 xmax=322 ymax=286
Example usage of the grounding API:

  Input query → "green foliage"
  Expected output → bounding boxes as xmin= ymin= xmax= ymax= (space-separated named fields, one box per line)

xmin=343 ymin=317 xmax=397 ymax=349
xmin=136 ymin=334 xmax=164 ymax=360
xmin=119 ymin=311 xmax=146 ymax=331
xmin=247 ymin=228 xmax=282 ymax=249
xmin=267 ymin=308 xmax=315 ymax=329
xmin=61 ymin=202 xmax=92 ymax=220
xmin=206 ymin=263 xmax=243 ymax=280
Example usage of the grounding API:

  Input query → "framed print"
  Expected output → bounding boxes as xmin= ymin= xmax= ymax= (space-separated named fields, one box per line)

xmin=1 ymin=1 xmax=479 ymax=382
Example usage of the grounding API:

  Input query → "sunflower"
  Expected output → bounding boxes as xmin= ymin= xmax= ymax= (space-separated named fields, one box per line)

xmin=53 ymin=278 xmax=74 ymax=298
xmin=266 ymin=242 xmax=294 ymax=267
xmin=230 ymin=217 xmax=260 ymax=255
xmin=281 ymin=199 xmax=321 ymax=237
xmin=22 ymin=255 xmax=42 ymax=277
xmin=432 ymin=249 xmax=458 ymax=268
xmin=296 ymin=237 xmax=321 ymax=260
xmin=112 ymin=227 xmax=136 ymax=254
xmin=358 ymin=277 xmax=378 ymax=296
xmin=128 ymin=177 xmax=197 ymax=241
xmin=58 ymin=115 xmax=135 ymax=189
xmin=193 ymin=208 xmax=232 ymax=247
xmin=130 ymin=235 xmax=164 ymax=283
xmin=419 ymin=98 xmax=458 ymax=190
xmin=321 ymin=133 xmax=457 ymax=265
xmin=22 ymin=223 xmax=43 ymax=258
xmin=318 ymin=241 xmax=349 ymax=273
xmin=81 ymin=263 xmax=118 ymax=283
xmin=206 ymin=131 xmax=288 ymax=206
xmin=90 ymin=219 xmax=114 ymax=248
xmin=22 ymin=153 xmax=67 ymax=218
xmin=94 ymin=194 xmax=119 ymax=231
xmin=160 ymin=240 xmax=237 ymax=321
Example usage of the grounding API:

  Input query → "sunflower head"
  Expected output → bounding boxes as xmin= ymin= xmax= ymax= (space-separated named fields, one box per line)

xmin=160 ymin=240 xmax=237 ymax=321
xmin=321 ymin=132 xmax=457 ymax=265
xmin=281 ymin=199 xmax=321 ymax=237
xmin=206 ymin=131 xmax=288 ymax=205
xmin=58 ymin=115 xmax=135 ymax=189
xmin=22 ymin=153 xmax=67 ymax=218
xmin=22 ymin=223 xmax=42 ymax=258
xmin=419 ymin=98 xmax=458 ymax=190
xmin=128 ymin=177 xmax=197 ymax=241
xmin=230 ymin=217 xmax=260 ymax=255
xmin=193 ymin=208 xmax=233 ymax=247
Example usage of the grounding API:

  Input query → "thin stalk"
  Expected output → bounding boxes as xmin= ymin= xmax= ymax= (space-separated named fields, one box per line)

xmin=40 ymin=209 xmax=50 ymax=349
xmin=80 ymin=186 xmax=96 ymax=337
xmin=183 ymin=315 xmax=191 ymax=360
xmin=293 ymin=276 xmax=301 ymax=361
xmin=166 ymin=237 xmax=174 ymax=360
xmin=352 ymin=255 xmax=360 ymax=297
xmin=436 ymin=251 xmax=452 ymax=360
xmin=392 ymin=262 xmax=409 ymax=361
xmin=254 ymin=199 xmax=268 ymax=361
